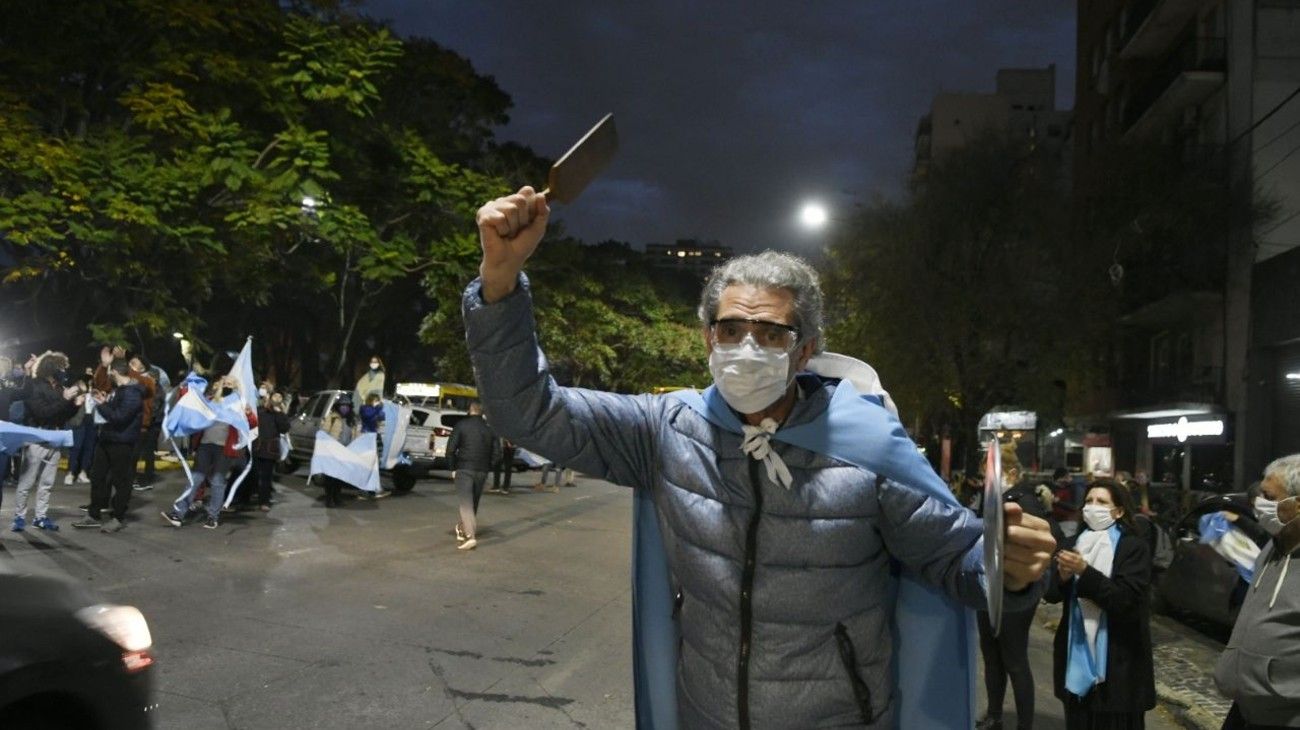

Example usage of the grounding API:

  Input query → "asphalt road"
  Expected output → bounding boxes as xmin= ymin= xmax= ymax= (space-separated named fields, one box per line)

xmin=1 ymin=468 xmax=1180 ymax=729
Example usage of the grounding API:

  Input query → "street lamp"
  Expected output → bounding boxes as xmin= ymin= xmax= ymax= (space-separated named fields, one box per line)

xmin=798 ymin=201 xmax=830 ymax=230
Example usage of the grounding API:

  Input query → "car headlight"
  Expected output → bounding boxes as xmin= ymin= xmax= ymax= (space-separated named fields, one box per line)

xmin=76 ymin=604 xmax=154 ymax=673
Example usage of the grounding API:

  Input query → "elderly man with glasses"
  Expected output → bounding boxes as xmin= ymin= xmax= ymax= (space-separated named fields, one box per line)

xmin=462 ymin=186 xmax=1056 ymax=730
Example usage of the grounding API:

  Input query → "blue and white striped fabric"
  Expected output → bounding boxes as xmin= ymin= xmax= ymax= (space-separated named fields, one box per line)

xmin=380 ymin=400 xmax=410 ymax=469
xmin=0 ymin=420 xmax=74 ymax=455
xmin=229 ymin=337 xmax=259 ymax=447
xmin=310 ymin=431 xmax=380 ymax=492
xmin=163 ymin=389 xmax=218 ymax=439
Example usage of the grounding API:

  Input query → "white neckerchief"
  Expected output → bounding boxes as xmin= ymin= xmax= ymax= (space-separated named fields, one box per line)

xmin=1074 ymin=528 xmax=1117 ymax=654
xmin=735 ymin=353 xmax=895 ymax=491
xmin=741 ymin=417 xmax=793 ymax=489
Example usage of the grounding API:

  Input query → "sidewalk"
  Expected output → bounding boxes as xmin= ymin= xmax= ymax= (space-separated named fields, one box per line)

xmin=1035 ymin=603 xmax=1230 ymax=730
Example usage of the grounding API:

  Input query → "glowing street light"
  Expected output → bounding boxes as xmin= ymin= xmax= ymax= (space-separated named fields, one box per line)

xmin=798 ymin=202 xmax=829 ymax=230
xmin=301 ymin=196 xmax=320 ymax=214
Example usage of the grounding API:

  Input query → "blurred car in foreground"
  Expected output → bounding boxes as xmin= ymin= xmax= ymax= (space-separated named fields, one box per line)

xmin=0 ymin=568 xmax=155 ymax=729
xmin=1154 ymin=492 xmax=1262 ymax=630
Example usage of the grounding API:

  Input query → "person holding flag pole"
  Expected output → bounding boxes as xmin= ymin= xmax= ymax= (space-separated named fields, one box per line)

xmin=158 ymin=338 xmax=258 ymax=528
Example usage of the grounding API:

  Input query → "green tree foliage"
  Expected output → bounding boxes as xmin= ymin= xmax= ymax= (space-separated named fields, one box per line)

xmin=1 ymin=0 xmax=712 ymax=393
xmin=0 ymin=0 xmax=510 ymax=384
xmin=421 ymin=238 xmax=710 ymax=393
xmin=824 ymin=133 xmax=1091 ymax=469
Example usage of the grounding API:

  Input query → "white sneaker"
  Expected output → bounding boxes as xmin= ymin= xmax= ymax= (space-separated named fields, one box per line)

xmin=454 ymin=523 xmax=466 ymax=543
xmin=457 ymin=538 xmax=477 ymax=551
xmin=64 ymin=474 xmax=74 ymax=486
xmin=77 ymin=473 xmax=91 ymax=484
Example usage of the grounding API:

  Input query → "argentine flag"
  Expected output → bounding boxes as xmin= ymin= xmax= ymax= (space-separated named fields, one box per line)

xmin=0 ymin=420 xmax=74 ymax=455
xmin=213 ymin=393 xmax=253 ymax=447
xmin=163 ymin=388 xmax=218 ymax=438
xmin=228 ymin=337 xmax=259 ymax=447
xmin=381 ymin=400 xmax=412 ymax=470
xmin=310 ymin=431 xmax=380 ymax=493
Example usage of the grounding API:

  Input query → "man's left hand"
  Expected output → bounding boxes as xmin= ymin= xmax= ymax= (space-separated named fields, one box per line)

xmin=1002 ymin=502 xmax=1056 ymax=592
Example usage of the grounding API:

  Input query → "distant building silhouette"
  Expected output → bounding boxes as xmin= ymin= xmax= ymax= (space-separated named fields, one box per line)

xmin=645 ymin=240 xmax=732 ymax=273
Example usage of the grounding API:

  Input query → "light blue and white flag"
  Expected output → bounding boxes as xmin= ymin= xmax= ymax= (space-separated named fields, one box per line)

xmin=0 ymin=420 xmax=74 ymax=455
xmin=310 ymin=430 xmax=380 ymax=493
xmin=228 ymin=337 xmax=258 ymax=446
xmin=162 ymin=375 xmax=217 ymax=502
xmin=163 ymin=388 xmax=217 ymax=439
xmin=381 ymin=400 xmax=411 ymax=470
xmin=213 ymin=393 xmax=252 ymax=448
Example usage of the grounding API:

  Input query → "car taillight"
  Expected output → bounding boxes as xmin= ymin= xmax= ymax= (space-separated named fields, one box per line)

xmin=76 ymin=604 xmax=155 ymax=674
xmin=433 ymin=427 xmax=452 ymax=437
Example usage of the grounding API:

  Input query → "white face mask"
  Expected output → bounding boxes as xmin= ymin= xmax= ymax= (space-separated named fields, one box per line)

xmin=1083 ymin=504 xmax=1117 ymax=532
xmin=369 ymin=362 xmax=380 ymax=371
xmin=1254 ymin=496 xmax=1294 ymax=536
xmin=708 ymin=337 xmax=793 ymax=415
xmin=258 ymin=387 xmax=269 ymax=398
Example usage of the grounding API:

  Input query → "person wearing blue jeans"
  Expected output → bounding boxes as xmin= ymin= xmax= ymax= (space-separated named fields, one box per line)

xmin=162 ymin=421 xmax=230 ymax=529
xmin=66 ymin=402 xmax=97 ymax=484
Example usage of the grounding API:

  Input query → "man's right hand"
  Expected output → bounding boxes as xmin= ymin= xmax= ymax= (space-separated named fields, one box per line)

xmin=476 ymin=186 xmax=550 ymax=303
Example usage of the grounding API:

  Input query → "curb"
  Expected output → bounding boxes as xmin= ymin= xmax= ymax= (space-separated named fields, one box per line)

xmin=1156 ymin=681 xmax=1222 ymax=730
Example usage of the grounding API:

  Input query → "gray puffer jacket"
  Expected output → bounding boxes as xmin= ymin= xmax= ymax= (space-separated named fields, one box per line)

xmin=463 ymin=277 xmax=1026 ymax=729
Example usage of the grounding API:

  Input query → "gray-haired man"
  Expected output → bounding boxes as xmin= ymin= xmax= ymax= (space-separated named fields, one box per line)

xmin=1214 ymin=453 xmax=1300 ymax=730
xmin=464 ymin=186 xmax=1056 ymax=728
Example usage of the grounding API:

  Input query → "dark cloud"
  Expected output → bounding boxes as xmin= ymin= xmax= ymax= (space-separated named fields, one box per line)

xmin=362 ymin=1 xmax=1075 ymax=251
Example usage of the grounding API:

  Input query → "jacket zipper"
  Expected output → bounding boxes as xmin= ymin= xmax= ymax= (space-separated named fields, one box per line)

xmin=737 ymin=458 xmax=763 ymax=730
xmin=834 ymin=623 xmax=874 ymax=724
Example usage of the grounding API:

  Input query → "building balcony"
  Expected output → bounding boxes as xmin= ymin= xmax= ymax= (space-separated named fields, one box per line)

xmin=1116 ymin=368 xmax=1224 ymax=412
xmin=1119 ymin=0 xmax=1203 ymax=60
xmin=1123 ymin=37 xmax=1225 ymax=142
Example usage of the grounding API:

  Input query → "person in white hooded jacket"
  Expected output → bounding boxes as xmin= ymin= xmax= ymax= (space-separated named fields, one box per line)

xmin=1214 ymin=453 xmax=1300 ymax=730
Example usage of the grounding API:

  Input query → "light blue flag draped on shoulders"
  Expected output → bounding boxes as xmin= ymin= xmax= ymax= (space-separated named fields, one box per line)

xmin=633 ymin=365 xmax=978 ymax=729
xmin=0 ymin=420 xmax=74 ymax=455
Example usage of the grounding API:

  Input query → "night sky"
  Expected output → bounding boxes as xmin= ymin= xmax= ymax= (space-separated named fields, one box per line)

xmin=363 ymin=2 xmax=1076 ymax=253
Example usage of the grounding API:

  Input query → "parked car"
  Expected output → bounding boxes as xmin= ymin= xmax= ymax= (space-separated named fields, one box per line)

xmin=280 ymin=390 xmax=466 ymax=491
xmin=1154 ymin=492 xmax=1263 ymax=629
xmin=0 ymin=568 xmax=155 ymax=730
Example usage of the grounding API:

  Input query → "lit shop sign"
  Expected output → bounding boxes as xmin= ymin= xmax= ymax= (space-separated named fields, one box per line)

xmin=1147 ymin=416 xmax=1225 ymax=443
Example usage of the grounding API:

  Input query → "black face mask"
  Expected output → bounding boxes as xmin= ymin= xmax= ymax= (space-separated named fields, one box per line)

xmin=221 ymin=387 xmax=234 ymax=397
xmin=338 ymin=405 xmax=352 ymax=416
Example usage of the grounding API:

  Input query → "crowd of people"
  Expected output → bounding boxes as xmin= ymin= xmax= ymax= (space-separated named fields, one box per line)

xmin=0 ymin=346 xmax=570 ymax=551
xmin=963 ymin=440 xmax=1300 ymax=730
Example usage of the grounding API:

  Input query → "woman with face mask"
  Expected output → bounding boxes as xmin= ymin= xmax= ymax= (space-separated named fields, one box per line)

xmin=319 ymin=394 xmax=358 ymax=507
xmin=1213 ymin=453 xmax=1300 ymax=730
xmin=355 ymin=356 xmax=385 ymax=406
xmin=1045 ymin=479 xmax=1155 ymax=729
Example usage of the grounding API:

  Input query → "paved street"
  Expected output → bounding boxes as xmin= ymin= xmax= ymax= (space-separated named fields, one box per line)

xmin=3 ymin=469 xmax=1183 ymax=729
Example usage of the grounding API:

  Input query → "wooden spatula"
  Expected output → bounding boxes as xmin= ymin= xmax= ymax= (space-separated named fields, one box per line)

xmin=541 ymin=113 xmax=618 ymax=205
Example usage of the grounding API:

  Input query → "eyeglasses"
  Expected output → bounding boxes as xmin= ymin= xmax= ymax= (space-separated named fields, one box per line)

xmin=709 ymin=318 xmax=801 ymax=351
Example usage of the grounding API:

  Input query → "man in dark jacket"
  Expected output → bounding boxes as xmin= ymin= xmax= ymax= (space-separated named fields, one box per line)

xmin=73 ymin=359 xmax=144 ymax=533
xmin=445 ymin=402 xmax=501 ymax=551
xmin=249 ymin=389 xmax=291 ymax=511
xmin=11 ymin=352 xmax=83 ymax=531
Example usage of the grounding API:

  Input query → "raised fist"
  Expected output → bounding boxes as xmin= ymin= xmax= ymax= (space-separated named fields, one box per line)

xmin=475 ymin=186 xmax=550 ymax=302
